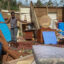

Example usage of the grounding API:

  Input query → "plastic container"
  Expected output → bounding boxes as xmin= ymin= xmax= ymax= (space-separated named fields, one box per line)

xmin=59 ymin=32 xmax=64 ymax=36
xmin=58 ymin=22 xmax=64 ymax=31
xmin=58 ymin=22 xmax=64 ymax=36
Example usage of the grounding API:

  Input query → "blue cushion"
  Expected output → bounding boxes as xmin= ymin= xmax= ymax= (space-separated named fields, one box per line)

xmin=42 ymin=31 xmax=57 ymax=44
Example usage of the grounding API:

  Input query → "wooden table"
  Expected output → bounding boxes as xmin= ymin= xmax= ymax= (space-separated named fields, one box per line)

xmin=23 ymin=30 xmax=35 ymax=40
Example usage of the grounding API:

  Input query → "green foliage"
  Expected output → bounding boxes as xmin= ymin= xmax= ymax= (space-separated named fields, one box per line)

xmin=35 ymin=0 xmax=43 ymax=7
xmin=2 ymin=1 xmax=8 ymax=9
xmin=60 ymin=0 xmax=64 ymax=3
xmin=47 ymin=0 xmax=53 ymax=7
xmin=0 ymin=0 xmax=21 ymax=10
xmin=17 ymin=2 xmax=22 ymax=6
xmin=19 ymin=32 xmax=21 ymax=36
xmin=10 ymin=0 xmax=19 ymax=10
xmin=60 ymin=0 xmax=64 ymax=6
xmin=34 ymin=0 xmax=53 ymax=7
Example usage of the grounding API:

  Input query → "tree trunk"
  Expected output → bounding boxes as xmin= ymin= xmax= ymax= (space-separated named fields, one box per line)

xmin=8 ymin=0 xmax=10 ymax=11
xmin=46 ymin=5 xmax=48 ymax=15
xmin=0 ymin=2 xmax=1 ymax=12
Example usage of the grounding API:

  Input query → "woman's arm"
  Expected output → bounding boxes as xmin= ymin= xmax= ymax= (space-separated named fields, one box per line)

xmin=17 ymin=18 xmax=27 ymax=23
xmin=0 ymin=18 xmax=11 ymax=24
xmin=5 ymin=18 xmax=11 ymax=24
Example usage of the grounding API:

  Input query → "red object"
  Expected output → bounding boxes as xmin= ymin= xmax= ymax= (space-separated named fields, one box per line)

xmin=4 ymin=18 xmax=8 ymax=20
xmin=58 ymin=20 xmax=62 ymax=22
xmin=17 ymin=41 xmax=33 ymax=50
xmin=17 ymin=41 xmax=40 ymax=50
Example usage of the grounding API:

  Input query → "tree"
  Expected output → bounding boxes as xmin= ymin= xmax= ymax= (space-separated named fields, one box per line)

xmin=8 ymin=0 xmax=10 ymax=10
xmin=0 ymin=0 xmax=8 ymax=9
xmin=0 ymin=0 xmax=19 ymax=10
xmin=25 ymin=0 xmax=28 ymax=5
xmin=53 ymin=0 xmax=58 ymax=7
xmin=44 ymin=0 xmax=53 ymax=7
xmin=60 ymin=0 xmax=64 ymax=6
xmin=0 ymin=1 xmax=1 ymax=11
xmin=17 ymin=2 xmax=22 ymax=6
xmin=35 ymin=0 xmax=43 ymax=7
xmin=10 ymin=0 xmax=18 ymax=10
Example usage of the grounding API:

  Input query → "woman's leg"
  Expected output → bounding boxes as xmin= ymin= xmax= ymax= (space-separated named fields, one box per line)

xmin=14 ymin=28 xmax=18 ymax=43
xmin=10 ymin=28 xmax=14 ymax=41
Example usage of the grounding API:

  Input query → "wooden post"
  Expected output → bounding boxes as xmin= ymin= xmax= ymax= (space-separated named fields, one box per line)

xmin=0 ymin=1 xmax=1 ymax=12
xmin=46 ymin=5 xmax=48 ymax=15
xmin=30 ymin=1 xmax=40 ymax=30
xmin=8 ymin=0 xmax=10 ymax=11
xmin=19 ymin=6 xmax=23 ymax=36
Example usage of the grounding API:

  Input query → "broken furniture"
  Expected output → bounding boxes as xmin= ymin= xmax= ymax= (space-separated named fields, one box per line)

xmin=22 ymin=23 xmax=34 ymax=31
xmin=23 ymin=23 xmax=35 ymax=40
xmin=0 ymin=30 xmax=21 ymax=62
xmin=37 ymin=27 xmax=57 ymax=43
xmin=24 ymin=30 xmax=35 ymax=40
xmin=32 ymin=45 xmax=64 ymax=64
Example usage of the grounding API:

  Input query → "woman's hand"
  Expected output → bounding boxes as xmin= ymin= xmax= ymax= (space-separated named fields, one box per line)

xmin=17 ymin=18 xmax=27 ymax=23
xmin=23 ymin=20 xmax=27 ymax=23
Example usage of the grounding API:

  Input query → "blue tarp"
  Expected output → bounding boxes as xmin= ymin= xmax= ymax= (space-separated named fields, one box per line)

xmin=42 ymin=31 xmax=57 ymax=44
xmin=0 ymin=13 xmax=11 ymax=42
xmin=58 ymin=22 xmax=64 ymax=36
xmin=58 ymin=22 xmax=64 ymax=31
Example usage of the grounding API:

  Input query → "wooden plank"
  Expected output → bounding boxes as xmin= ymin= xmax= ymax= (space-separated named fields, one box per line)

xmin=6 ymin=54 xmax=34 ymax=64
xmin=0 ymin=30 xmax=21 ymax=59
xmin=30 ymin=2 xmax=40 ymax=30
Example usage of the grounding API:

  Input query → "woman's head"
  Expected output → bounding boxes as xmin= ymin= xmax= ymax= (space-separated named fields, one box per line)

xmin=11 ymin=11 xmax=15 ymax=18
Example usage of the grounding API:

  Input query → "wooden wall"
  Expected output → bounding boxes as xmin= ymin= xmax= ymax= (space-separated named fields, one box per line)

xmin=34 ymin=7 xmax=64 ymax=22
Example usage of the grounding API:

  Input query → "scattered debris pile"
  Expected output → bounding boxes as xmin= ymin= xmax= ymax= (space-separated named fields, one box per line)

xmin=17 ymin=41 xmax=40 ymax=56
